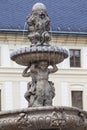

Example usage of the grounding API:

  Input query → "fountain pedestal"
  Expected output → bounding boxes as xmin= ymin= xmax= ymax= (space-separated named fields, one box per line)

xmin=0 ymin=106 xmax=87 ymax=130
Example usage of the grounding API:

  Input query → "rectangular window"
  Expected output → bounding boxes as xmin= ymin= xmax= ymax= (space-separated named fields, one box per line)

xmin=0 ymin=90 xmax=1 ymax=111
xmin=71 ymin=91 xmax=83 ymax=109
xmin=0 ymin=47 xmax=1 ymax=66
xmin=70 ymin=49 xmax=81 ymax=67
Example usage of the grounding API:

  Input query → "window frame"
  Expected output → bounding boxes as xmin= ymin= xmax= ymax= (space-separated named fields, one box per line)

xmin=71 ymin=90 xmax=83 ymax=109
xmin=69 ymin=49 xmax=81 ymax=68
xmin=0 ymin=90 xmax=1 ymax=111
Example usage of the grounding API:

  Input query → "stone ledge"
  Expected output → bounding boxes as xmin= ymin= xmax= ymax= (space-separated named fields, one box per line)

xmin=10 ymin=46 xmax=68 ymax=66
xmin=0 ymin=106 xmax=87 ymax=130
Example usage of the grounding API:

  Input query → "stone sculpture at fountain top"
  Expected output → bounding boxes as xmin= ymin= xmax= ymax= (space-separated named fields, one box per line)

xmin=27 ymin=3 xmax=51 ymax=46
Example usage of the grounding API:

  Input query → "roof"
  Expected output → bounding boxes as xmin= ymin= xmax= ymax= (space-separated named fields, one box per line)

xmin=0 ymin=0 xmax=87 ymax=33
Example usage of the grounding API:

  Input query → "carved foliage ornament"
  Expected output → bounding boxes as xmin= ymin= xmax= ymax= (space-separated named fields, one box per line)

xmin=0 ymin=108 xmax=87 ymax=130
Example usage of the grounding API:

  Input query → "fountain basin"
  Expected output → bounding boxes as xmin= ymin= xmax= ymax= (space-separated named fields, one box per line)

xmin=0 ymin=106 xmax=87 ymax=130
xmin=10 ymin=46 xmax=68 ymax=66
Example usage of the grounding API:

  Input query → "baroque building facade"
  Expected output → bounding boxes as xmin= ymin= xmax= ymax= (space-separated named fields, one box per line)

xmin=0 ymin=0 xmax=87 ymax=111
xmin=0 ymin=32 xmax=87 ymax=111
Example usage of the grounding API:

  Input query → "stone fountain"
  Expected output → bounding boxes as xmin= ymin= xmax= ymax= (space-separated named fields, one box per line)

xmin=0 ymin=3 xmax=87 ymax=130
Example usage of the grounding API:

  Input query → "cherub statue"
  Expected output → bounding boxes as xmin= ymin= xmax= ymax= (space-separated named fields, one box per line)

xmin=29 ymin=61 xmax=58 ymax=106
xmin=26 ymin=3 xmax=51 ymax=46
xmin=22 ymin=64 xmax=37 ymax=107
xmin=22 ymin=61 xmax=58 ymax=107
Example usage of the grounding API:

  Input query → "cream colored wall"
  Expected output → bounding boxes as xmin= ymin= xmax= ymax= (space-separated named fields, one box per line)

xmin=52 ymin=69 xmax=87 ymax=110
xmin=0 ymin=33 xmax=87 ymax=111
xmin=51 ymin=35 xmax=87 ymax=110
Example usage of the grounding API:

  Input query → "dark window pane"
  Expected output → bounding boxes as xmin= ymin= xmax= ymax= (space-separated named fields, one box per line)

xmin=71 ymin=91 xmax=83 ymax=109
xmin=70 ymin=49 xmax=81 ymax=67
xmin=75 ymin=51 xmax=80 ymax=57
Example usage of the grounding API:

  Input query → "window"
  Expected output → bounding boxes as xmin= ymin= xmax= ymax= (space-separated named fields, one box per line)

xmin=70 ymin=49 xmax=81 ymax=67
xmin=0 ymin=90 xmax=1 ymax=111
xmin=71 ymin=91 xmax=83 ymax=109
xmin=0 ymin=47 xmax=1 ymax=66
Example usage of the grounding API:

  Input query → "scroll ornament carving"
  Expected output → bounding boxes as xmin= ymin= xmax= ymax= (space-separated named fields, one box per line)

xmin=16 ymin=111 xmax=87 ymax=129
xmin=0 ymin=109 xmax=87 ymax=130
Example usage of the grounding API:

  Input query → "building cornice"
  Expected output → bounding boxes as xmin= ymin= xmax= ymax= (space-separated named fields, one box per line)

xmin=0 ymin=67 xmax=87 ymax=81
xmin=0 ymin=29 xmax=87 ymax=37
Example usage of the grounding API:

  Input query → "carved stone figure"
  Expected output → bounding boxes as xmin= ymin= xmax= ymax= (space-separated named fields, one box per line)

xmin=23 ymin=61 xmax=58 ymax=107
xmin=27 ymin=3 xmax=51 ymax=46
xmin=22 ymin=64 xmax=37 ymax=107
xmin=33 ymin=61 xmax=58 ymax=106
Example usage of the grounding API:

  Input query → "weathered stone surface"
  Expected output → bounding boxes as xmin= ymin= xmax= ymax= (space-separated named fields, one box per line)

xmin=26 ymin=3 xmax=51 ymax=46
xmin=22 ymin=61 xmax=57 ymax=107
xmin=0 ymin=107 xmax=87 ymax=130
xmin=10 ymin=46 xmax=68 ymax=66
